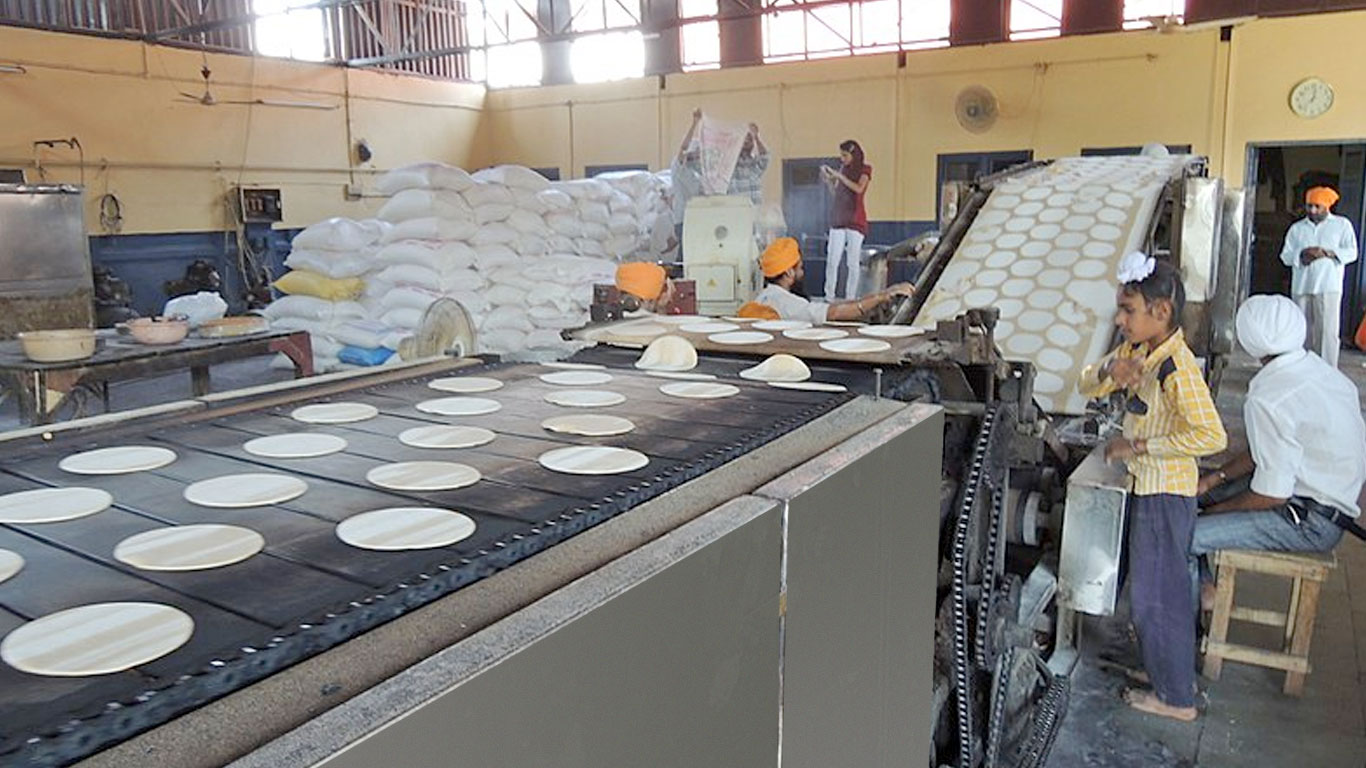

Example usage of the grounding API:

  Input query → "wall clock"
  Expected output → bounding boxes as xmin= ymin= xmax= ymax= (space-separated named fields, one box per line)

xmin=1289 ymin=77 xmax=1334 ymax=118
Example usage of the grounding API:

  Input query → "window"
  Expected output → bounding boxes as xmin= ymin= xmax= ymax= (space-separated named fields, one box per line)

xmin=760 ymin=0 xmax=948 ymax=63
xmin=486 ymin=41 xmax=543 ymax=88
xmin=253 ymin=0 xmax=329 ymax=61
xmin=679 ymin=0 xmax=720 ymax=71
xmin=532 ymin=167 xmax=562 ymax=181
xmin=1009 ymin=0 xmax=1061 ymax=41
xmin=1080 ymin=144 xmax=1192 ymax=156
xmin=572 ymin=31 xmax=646 ymax=82
xmin=1123 ymin=0 xmax=1184 ymax=29
xmin=586 ymin=163 xmax=649 ymax=176
xmin=572 ymin=0 xmax=642 ymax=32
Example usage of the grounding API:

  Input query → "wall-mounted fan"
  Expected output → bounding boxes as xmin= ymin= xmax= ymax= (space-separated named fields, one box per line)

xmin=955 ymin=86 xmax=999 ymax=134
xmin=176 ymin=63 xmax=337 ymax=110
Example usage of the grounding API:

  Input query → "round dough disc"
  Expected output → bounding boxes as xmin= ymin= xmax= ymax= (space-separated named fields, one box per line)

xmin=337 ymin=507 xmax=476 ymax=551
xmin=415 ymin=397 xmax=502 ymax=416
xmin=184 ymin=474 xmax=308 ymax=508
xmin=709 ymin=331 xmax=774 ymax=345
xmin=544 ymin=390 xmax=627 ymax=407
xmin=659 ymin=381 xmax=741 ymax=399
xmin=538 ymin=371 xmax=614 ymax=386
xmin=752 ymin=320 xmax=811 ymax=331
xmin=115 ymin=524 xmax=265 ymax=571
xmin=678 ymin=321 xmax=740 ymax=334
xmin=858 ymin=325 xmax=920 ymax=339
xmin=243 ymin=433 xmax=347 ymax=459
xmin=0 ymin=487 xmax=112 ymax=524
xmin=541 ymin=414 xmax=637 ymax=436
xmin=2 ymin=602 xmax=193 ymax=676
xmin=428 ymin=376 xmax=504 ymax=394
xmin=784 ymin=327 xmax=848 ymax=341
xmin=291 ymin=402 xmax=379 ymax=425
xmin=59 ymin=446 xmax=176 ymax=476
xmin=367 ymin=461 xmax=481 ymax=491
xmin=399 ymin=425 xmax=496 ymax=449
xmin=769 ymin=381 xmax=848 ymax=393
xmin=538 ymin=446 xmax=649 ymax=475
xmin=0 ymin=549 xmax=22 ymax=584
xmin=645 ymin=371 xmax=717 ymax=380
xmin=542 ymin=361 xmax=606 ymax=370
xmin=739 ymin=354 xmax=811 ymax=382
xmin=819 ymin=338 xmax=892 ymax=354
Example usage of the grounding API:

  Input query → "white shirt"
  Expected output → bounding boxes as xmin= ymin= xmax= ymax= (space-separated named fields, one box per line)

xmin=752 ymin=283 xmax=830 ymax=324
xmin=1245 ymin=349 xmax=1366 ymax=516
xmin=1278 ymin=213 xmax=1359 ymax=296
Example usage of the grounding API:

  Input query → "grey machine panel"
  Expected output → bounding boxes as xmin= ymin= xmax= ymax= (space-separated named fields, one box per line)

xmin=758 ymin=403 xmax=944 ymax=768
xmin=1057 ymin=445 xmax=1130 ymax=616
xmin=315 ymin=495 xmax=784 ymax=768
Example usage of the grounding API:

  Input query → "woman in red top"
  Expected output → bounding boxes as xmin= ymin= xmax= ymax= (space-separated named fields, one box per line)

xmin=820 ymin=139 xmax=871 ymax=302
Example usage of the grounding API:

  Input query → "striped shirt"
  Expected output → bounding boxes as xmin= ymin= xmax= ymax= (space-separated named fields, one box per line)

xmin=1080 ymin=329 xmax=1228 ymax=496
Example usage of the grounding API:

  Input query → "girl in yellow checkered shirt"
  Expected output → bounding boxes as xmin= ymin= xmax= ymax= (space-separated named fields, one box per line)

xmin=1080 ymin=252 xmax=1227 ymax=722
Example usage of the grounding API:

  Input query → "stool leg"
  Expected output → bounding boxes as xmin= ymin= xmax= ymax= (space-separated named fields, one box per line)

xmin=1284 ymin=577 xmax=1303 ymax=651
xmin=1283 ymin=578 xmax=1323 ymax=697
xmin=1203 ymin=560 xmax=1237 ymax=680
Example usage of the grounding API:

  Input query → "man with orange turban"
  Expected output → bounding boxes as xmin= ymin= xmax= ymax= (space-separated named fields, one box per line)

xmin=615 ymin=262 xmax=673 ymax=312
xmin=747 ymin=237 xmax=914 ymax=323
xmin=1279 ymin=186 xmax=1358 ymax=366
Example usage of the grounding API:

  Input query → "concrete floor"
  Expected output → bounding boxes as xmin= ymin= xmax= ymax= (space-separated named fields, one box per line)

xmin=1052 ymin=348 xmax=1366 ymax=768
xmin=3 ymin=348 xmax=1365 ymax=766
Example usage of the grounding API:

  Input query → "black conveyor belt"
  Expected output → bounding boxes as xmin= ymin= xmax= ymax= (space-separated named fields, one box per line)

xmin=0 ymin=358 xmax=852 ymax=766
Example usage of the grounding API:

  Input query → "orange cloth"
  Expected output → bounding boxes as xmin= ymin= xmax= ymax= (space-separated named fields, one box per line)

xmin=1306 ymin=186 xmax=1340 ymax=208
xmin=760 ymin=237 xmax=801 ymax=278
xmin=616 ymin=262 xmax=667 ymax=301
xmin=736 ymin=301 xmax=780 ymax=320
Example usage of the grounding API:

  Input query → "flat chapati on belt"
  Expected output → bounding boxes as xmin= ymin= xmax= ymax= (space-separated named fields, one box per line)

xmin=366 ymin=461 xmax=481 ymax=492
xmin=336 ymin=507 xmax=477 ymax=551
xmin=242 ymin=433 xmax=348 ymax=459
xmin=414 ymin=397 xmax=503 ymax=417
xmin=659 ymin=381 xmax=741 ymax=399
xmin=538 ymin=446 xmax=649 ymax=475
xmin=183 ymin=474 xmax=309 ymax=508
xmin=59 ymin=446 xmax=177 ymax=475
xmin=541 ymin=414 xmax=637 ymax=436
xmin=398 ymin=425 xmax=497 ymax=449
xmin=427 ymin=376 xmax=505 ymax=394
xmin=0 ymin=549 xmax=23 ymax=584
xmin=538 ymin=370 xmax=615 ymax=386
xmin=544 ymin=389 xmax=627 ymax=408
xmin=0 ymin=602 xmax=194 ymax=677
xmin=0 ymin=487 xmax=113 ymax=524
xmin=114 ymin=524 xmax=265 ymax=571
xmin=818 ymin=338 xmax=892 ymax=354
xmin=291 ymin=402 xmax=379 ymax=425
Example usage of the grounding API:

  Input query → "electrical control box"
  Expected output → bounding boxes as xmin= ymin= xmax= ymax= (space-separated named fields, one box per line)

xmin=237 ymin=187 xmax=283 ymax=223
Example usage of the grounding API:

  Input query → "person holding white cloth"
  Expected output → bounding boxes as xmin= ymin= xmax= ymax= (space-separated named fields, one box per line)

xmin=1278 ymin=186 xmax=1358 ymax=367
xmin=1191 ymin=294 xmax=1366 ymax=607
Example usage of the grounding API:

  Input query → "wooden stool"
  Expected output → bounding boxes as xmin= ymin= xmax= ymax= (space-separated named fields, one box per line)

xmin=1202 ymin=549 xmax=1337 ymax=696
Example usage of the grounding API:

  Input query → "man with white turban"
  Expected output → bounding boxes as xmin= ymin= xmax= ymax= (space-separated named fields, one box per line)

xmin=1190 ymin=294 xmax=1366 ymax=607
xmin=1278 ymin=186 xmax=1358 ymax=367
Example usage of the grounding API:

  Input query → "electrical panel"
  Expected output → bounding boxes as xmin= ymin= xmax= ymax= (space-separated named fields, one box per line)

xmin=237 ymin=187 xmax=283 ymax=223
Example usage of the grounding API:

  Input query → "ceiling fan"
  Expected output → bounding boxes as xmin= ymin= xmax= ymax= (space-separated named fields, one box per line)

xmin=176 ymin=63 xmax=337 ymax=110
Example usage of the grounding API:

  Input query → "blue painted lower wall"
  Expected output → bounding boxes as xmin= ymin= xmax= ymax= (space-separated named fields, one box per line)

xmin=798 ymin=219 xmax=937 ymax=297
xmin=90 ymin=227 xmax=299 ymax=317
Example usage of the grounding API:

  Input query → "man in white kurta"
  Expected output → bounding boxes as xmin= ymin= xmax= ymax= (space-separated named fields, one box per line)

xmin=1278 ymin=186 xmax=1358 ymax=367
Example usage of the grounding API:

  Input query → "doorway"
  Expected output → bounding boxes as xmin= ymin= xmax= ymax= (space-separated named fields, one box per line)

xmin=936 ymin=150 xmax=1033 ymax=228
xmin=1245 ymin=142 xmax=1366 ymax=341
xmin=781 ymin=156 xmax=840 ymax=296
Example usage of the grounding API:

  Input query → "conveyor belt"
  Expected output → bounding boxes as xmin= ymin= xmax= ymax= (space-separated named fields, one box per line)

xmin=0 ymin=358 xmax=852 ymax=767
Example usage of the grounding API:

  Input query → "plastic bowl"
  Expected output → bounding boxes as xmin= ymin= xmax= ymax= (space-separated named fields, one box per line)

xmin=125 ymin=317 xmax=190 ymax=345
xmin=16 ymin=329 xmax=97 ymax=362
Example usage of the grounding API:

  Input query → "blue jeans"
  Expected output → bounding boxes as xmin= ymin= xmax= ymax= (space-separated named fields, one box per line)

xmin=1188 ymin=478 xmax=1344 ymax=603
xmin=1130 ymin=494 xmax=1199 ymax=708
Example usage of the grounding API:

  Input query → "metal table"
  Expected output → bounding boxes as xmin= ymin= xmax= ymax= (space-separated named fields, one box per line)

xmin=0 ymin=328 xmax=313 ymax=425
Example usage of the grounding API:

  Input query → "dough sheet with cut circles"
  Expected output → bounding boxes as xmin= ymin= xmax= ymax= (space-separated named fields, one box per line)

xmin=914 ymin=155 xmax=1190 ymax=413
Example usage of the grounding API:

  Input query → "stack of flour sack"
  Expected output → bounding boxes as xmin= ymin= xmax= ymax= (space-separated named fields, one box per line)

xmin=265 ymin=163 xmax=667 ymax=372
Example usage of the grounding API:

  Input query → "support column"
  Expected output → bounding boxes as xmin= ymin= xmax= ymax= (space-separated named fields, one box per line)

xmin=1061 ymin=0 xmax=1121 ymax=35
xmin=539 ymin=0 xmax=573 ymax=85
xmin=949 ymin=0 xmax=1008 ymax=46
xmin=643 ymin=0 xmax=682 ymax=75
xmin=718 ymin=0 xmax=763 ymax=67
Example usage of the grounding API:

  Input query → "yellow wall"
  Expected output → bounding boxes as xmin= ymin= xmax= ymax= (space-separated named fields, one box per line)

xmin=0 ymin=26 xmax=485 ymax=234
xmin=479 ymin=10 xmax=1366 ymax=224
xmin=5 ymin=10 xmax=1366 ymax=235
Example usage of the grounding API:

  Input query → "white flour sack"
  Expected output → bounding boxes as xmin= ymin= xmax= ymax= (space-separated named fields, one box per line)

xmin=380 ymin=285 xmax=442 ymax=313
xmin=375 ymin=163 xmax=474 ymax=195
xmin=378 ymin=189 xmax=473 ymax=223
xmin=293 ymin=218 xmax=389 ymax=252
xmin=555 ymin=178 xmax=613 ymax=202
xmin=263 ymin=295 xmax=367 ymax=324
xmin=545 ymin=213 xmax=584 ymax=238
xmin=375 ymin=240 xmax=476 ymax=272
xmin=463 ymin=182 xmax=516 ymax=208
xmin=470 ymin=222 xmax=519 ymax=247
xmin=382 ymin=217 xmax=479 ymax=244
xmin=473 ymin=165 xmax=552 ymax=191
xmin=473 ymin=204 xmax=516 ymax=225
xmin=512 ymin=188 xmax=550 ymax=214
xmin=507 ymin=209 xmax=551 ymax=237
xmin=474 ymin=244 xmax=519 ymax=271
xmin=284 ymin=247 xmax=373 ymax=279
xmin=536 ymin=189 xmax=574 ymax=211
